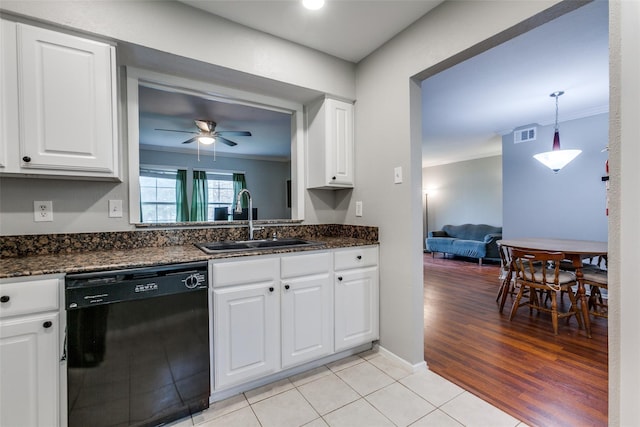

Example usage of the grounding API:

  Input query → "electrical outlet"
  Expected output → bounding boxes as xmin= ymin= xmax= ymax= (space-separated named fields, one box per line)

xmin=355 ymin=201 xmax=363 ymax=217
xmin=109 ymin=199 xmax=123 ymax=218
xmin=34 ymin=201 xmax=53 ymax=222
xmin=394 ymin=166 xmax=403 ymax=184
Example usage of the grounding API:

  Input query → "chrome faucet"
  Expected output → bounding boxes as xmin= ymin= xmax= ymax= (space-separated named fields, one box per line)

xmin=235 ymin=189 xmax=263 ymax=240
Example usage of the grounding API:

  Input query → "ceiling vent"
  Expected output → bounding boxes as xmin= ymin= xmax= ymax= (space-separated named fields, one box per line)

xmin=514 ymin=126 xmax=537 ymax=143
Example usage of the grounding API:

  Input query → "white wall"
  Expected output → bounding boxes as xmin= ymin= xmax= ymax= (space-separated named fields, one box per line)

xmin=422 ymin=156 xmax=502 ymax=234
xmin=610 ymin=1 xmax=640 ymax=424
xmin=503 ymin=113 xmax=608 ymax=241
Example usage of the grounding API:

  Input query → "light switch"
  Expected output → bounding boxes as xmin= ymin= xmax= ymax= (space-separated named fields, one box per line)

xmin=394 ymin=166 xmax=403 ymax=184
xmin=355 ymin=201 xmax=363 ymax=217
xmin=109 ymin=199 xmax=123 ymax=218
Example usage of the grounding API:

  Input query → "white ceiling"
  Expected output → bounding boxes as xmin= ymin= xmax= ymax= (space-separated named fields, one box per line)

xmin=140 ymin=0 xmax=609 ymax=166
xmin=178 ymin=0 xmax=444 ymax=63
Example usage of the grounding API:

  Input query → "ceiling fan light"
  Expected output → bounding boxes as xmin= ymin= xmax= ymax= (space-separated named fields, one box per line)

xmin=533 ymin=149 xmax=582 ymax=173
xmin=198 ymin=136 xmax=215 ymax=145
xmin=302 ymin=0 xmax=324 ymax=10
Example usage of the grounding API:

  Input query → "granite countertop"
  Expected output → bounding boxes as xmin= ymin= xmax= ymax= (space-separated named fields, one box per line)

xmin=0 ymin=236 xmax=376 ymax=279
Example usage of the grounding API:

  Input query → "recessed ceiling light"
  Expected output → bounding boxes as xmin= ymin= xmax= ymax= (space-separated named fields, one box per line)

xmin=302 ymin=0 xmax=324 ymax=11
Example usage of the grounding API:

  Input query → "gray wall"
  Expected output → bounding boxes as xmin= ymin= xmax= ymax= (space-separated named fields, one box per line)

xmin=422 ymin=156 xmax=502 ymax=237
xmin=140 ymin=149 xmax=290 ymax=220
xmin=502 ymin=113 xmax=608 ymax=241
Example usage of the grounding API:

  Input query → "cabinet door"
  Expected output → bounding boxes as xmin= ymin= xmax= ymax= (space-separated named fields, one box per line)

xmin=0 ymin=312 xmax=59 ymax=427
xmin=325 ymin=98 xmax=354 ymax=187
xmin=1 ymin=20 xmax=19 ymax=172
xmin=17 ymin=24 xmax=117 ymax=176
xmin=306 ymin=97 xmax=354 ymax=189
xmin=281 ymin=274 xmax=333 ymax=369
xmin=213 ymin=282 xmax=280 ymax=390
xmin=334 ymin=267 xmax=379 ymax=352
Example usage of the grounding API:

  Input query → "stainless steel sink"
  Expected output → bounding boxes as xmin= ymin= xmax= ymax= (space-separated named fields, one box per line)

xmin=195 ymin=238 xmax=324 ymax=254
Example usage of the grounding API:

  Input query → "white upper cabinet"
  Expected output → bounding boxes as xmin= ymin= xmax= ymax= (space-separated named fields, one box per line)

xmin=1 ymin=19 xmax=119 ymax=179
xmin=306 ymin=97 xmax=354 ymax=189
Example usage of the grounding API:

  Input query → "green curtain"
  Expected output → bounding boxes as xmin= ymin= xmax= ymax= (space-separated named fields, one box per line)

xmin=233 ymin=173 xmax=248 ymax=210
xmin=175 ymin=169 xmax=189 ymax=222
xmin=191 ymin=170 xmax=208 ymax=221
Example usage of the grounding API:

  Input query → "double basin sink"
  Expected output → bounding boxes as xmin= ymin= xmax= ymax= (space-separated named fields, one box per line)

xmin=195 ymin=238 xmax=325 ymax=254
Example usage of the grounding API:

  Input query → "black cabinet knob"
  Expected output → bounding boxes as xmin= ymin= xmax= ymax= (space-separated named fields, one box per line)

xmin=357 ymin=255 xmax=362 ymax=260
xmin=337 ymin=276 xmax=343 ymax=281
xmin=269 ymin=287 xmax=274 ymax=292
xmin=22 ymin=156 xmax=31 ymax=163
xmin=0 ymin=295 xmax=9 ymax=303
xmin=285 ymin=284 xmax=290 ymax=290
xmin=332 ymin=176 xmax=336 ymax=180
xmin=43 ymin=321 xmax=53 ymax=329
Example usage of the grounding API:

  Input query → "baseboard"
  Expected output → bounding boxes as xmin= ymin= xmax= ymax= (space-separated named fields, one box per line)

xmin=376 ymin=344 xmax=428 ymax=373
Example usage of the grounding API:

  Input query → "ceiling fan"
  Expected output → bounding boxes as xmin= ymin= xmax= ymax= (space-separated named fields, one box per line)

xmin=156 ymin=120 xmax=251 ymax=146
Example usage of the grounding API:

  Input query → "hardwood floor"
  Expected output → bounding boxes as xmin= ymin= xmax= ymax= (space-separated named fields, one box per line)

xmin=423 ymin=254 xmax=608 ymax=427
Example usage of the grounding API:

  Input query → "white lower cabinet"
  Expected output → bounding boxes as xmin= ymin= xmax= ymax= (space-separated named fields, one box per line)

xmin=281 ymin=252 xmax=332 ymax=369
xmin=212 ymin=257 xmax=280 ymax=390
xmin=211 ymin=246 xmax=377 ymax=392
xmin=334 ymin=247 xmax=380 ymax=352
xmin=0 ymin=277 xmax=61 ymax=427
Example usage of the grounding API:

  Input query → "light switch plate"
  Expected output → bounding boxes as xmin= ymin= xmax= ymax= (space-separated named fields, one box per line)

xmin=355 ymin=201 xmax=363 ymax=217
xmin=109 ymin=199 xmax=123 ymax=218
xmin=394 ymin=166 xmax=403 ymax=184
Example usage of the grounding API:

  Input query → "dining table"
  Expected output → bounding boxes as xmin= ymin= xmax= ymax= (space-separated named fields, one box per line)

xmin=497 ymin=238 xmax=608 ymax=338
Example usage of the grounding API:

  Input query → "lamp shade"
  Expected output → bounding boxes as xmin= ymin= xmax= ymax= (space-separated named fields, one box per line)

xmin=198 ymin=136 xmax=215 ymax=145
xmin=533 ymin=149 xmax=582 ymax=173
xmin=533 ymin=91 xmax=581 ymax=172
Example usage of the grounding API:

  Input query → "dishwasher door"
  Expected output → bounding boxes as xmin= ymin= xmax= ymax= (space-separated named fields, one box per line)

xmin=65 ymin=263 xmax=209 ymax=427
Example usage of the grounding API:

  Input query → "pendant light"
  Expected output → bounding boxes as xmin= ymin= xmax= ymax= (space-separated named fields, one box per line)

xmin=533 ymin=91 xmax=581 ymax=173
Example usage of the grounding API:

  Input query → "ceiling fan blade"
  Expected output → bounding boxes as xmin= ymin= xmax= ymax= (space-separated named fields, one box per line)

xmin=182 ymin=137 xmax=198 ymax=144
xmin=215 ymin=130 xmax=252 ymax=137
xmin=155 ymin=128 xmax=197 ymax=134
xmin=216 ymin=136 xmax=238 ymax=147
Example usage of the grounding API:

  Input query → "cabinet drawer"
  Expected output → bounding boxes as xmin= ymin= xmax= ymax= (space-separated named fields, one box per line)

xmin=281 ymin=252 xmax=330 ymax=278
xmin=334 ymin=246 xmax=378 ymax=271
xmin=0 ymin=278 xmax=59 ymax=318
xmin=212 ymin=257 xmax=279 ymax=287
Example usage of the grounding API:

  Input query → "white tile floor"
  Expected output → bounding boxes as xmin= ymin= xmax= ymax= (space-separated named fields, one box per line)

xmin=170 ymin=350 xmax=529 ymax=427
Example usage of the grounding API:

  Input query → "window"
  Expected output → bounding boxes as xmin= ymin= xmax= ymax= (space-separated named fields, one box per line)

xmin=139 ymin=169 xmax=238 ymax=222
xmin=139 ymin=169 xmax=178 ymax=223
xmin=207 ymin=173 xmax=234 ymax=220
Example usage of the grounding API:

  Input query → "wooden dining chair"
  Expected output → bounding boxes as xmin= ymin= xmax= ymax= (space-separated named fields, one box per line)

xmin=509 ymin=249 xmax=583 ymax=335
xmin=582 ymin=256 xmax=608 ymax=318
xmin=496 ymin=242 xmax=518 ymax=312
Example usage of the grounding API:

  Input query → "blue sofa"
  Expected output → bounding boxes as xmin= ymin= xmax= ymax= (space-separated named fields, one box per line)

xmin=426 ymin=224 xmax=502 ymax=265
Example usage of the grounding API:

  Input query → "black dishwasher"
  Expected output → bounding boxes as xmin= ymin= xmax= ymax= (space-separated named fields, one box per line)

xmin=65 ymin=262 xmax=210 ymax=427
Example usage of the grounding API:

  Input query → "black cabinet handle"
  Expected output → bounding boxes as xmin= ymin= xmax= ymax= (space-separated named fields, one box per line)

xmin=43 ymin=321 xmax=53 ymax=329
xmin=285 ymin=284 xmax=290 ymax=290
xmin=357 ymin=255 xmax=362 ymax=260
xmin=22 ymin=156 xmax=31 ymax=163
xmin=337 ymin=276 xmax=343 ymax=281
xmin=269 ymin=287 xmax=274 ymax=292
xmin=332 ymin=176 xmax=336 ymax=180
xmin=0 ymin=295 xmax=9 ymax=303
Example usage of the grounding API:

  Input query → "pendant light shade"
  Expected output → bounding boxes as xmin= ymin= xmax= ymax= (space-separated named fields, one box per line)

xmin=533 ymin=91 xmax=581 ymax=173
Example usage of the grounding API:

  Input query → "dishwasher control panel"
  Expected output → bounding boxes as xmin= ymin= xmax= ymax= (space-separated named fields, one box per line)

xmin=65 ymin=262 xmax=208 ymax=309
